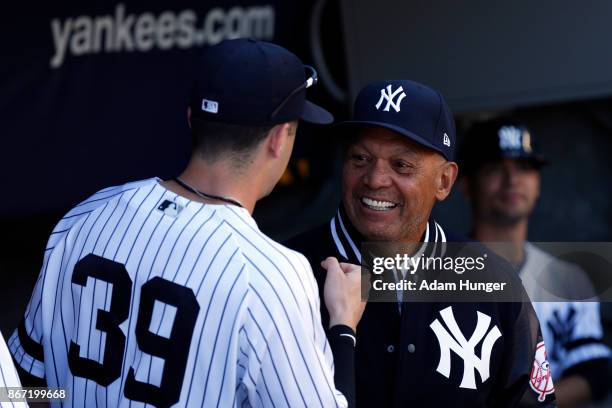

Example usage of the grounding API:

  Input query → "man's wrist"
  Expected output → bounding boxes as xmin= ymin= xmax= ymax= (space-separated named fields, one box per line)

xmin=329 ymin=317 xmax=356 ymax=332
xmin=328 ymin=324 xmax=357 ymax=344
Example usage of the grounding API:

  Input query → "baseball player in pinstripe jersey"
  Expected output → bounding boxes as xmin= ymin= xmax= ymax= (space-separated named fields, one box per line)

xmin=459 ymin=118 xmax=611 ymax=406
xmin=9 ymin=39 xmax=365 ymax=407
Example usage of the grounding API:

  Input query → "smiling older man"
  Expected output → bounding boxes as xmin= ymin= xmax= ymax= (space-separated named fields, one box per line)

xmin=287 ymin=80 xmax=556 ymax=407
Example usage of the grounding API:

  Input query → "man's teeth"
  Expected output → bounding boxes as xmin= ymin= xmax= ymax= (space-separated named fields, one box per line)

xmin=361 ymin=197 xmax=397 ymax=211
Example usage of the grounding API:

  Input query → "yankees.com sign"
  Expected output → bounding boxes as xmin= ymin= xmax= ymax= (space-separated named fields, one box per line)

xmin=0 ymin=1 xmax=303 ymax=216
xmin=50 ymin=3 xmax=274 ymax=68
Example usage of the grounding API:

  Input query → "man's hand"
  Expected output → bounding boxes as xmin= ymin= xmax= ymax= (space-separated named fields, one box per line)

xmin=322 ymin=257 xmax=367 ymax=331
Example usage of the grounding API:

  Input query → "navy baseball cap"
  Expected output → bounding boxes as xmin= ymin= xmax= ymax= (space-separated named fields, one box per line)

xmin=189 ymin=38 xmax=333 ymax=126
xmin=338 ymin=80 xmax=456 ymax=161
xmin=459 ymin=118 xmax=548 ymax=175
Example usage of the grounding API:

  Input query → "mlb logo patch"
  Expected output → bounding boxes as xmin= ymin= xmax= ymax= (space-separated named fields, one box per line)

xmin=202 ymin=99 xmax=219 ymax=114
xmin=157 ymin=199 xmax=183 ymax=217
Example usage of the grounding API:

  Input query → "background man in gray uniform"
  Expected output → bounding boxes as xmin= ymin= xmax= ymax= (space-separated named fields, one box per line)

xmin=459 ymin=118 xmax=611 ymax=407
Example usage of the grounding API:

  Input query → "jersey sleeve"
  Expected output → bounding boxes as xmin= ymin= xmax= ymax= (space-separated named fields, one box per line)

xmin=240 ymin=260 xmax=351 ymax=408
xmin=554 ymin=302 xmax=610 ymax=372
xmin=9 ymin=272 xmax=46 ymax=379
xmin=9 ymin=271 xmax=46 ymax=380
xmin=548 ymin=301 xmax=611 ymax=400
xmin=490 ymin=301 xmax=557 ymax=408
xmin=8 ymin=240 xmax=57 ymax=379
xmin=556 ymin=262 xmax=611 ymax=372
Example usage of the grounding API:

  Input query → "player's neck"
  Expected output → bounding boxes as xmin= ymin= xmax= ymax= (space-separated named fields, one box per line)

xmin=172 ymin=160 xmax=259 ymax=214
xmin=473 ymin=219 xmax=528 ymax=265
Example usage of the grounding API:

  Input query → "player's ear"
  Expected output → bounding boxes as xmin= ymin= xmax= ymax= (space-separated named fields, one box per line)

xmin=435 ymin=160 xmax=458 ymax=201
xmin=187 ymin=107 xmax=192 ymax=129
xmin=266 ymin=122 xmax=291 ymax=158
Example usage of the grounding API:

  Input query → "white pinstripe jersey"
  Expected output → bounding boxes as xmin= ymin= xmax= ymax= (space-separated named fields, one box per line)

xmin=0 ymin=332 xmax=26 ymax=408
xmin=9 ymin=178 xmax=347 ymax=407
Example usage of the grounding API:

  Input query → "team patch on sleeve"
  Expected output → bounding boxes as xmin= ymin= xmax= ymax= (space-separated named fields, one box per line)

xmin=529 ymin=341 xmax=555 ymax=402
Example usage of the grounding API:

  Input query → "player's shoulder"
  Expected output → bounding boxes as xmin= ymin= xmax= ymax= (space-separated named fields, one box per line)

xmin=220 ymin=209 xmax=313 ymax=277
xmin=59 ymin=177 xmax=158 ymax=222
xmin=524 ymin=242 xmax=583 ymax=273
xmin=259 ymin=233 xmax=312 ymax=273
xmin=523 ymin=242 xmax=596 ymax=300
xmin=523 ymin=242 xmax=555 ymax=265
xmin=238 ymin=227 xmax=318 ymax=309
xmin=48 ymin=177 xmax=160 ymax=245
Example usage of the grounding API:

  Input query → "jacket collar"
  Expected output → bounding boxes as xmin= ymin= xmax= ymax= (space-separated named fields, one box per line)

xmin=329 ymin=204 xmax=447 ymax=264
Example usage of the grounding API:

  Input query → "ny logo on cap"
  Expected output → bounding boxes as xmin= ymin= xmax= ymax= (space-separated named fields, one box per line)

xmin=498 ymin=126 xmax=522 ymax=150
xmin=375 ymin=85 xmax=406 ymax=113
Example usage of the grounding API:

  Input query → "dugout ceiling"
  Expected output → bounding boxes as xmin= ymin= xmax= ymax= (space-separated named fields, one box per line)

xmin=340 ymin=0 xmax=612 ymax=113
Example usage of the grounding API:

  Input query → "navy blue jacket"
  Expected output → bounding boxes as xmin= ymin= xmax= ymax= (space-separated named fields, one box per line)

xmin=285 ymin=207 xmax=556 ymax=407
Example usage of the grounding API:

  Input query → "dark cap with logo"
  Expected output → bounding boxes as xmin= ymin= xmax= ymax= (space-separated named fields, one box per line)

xmin=459 ymin=118 xmax=548 ymax=175
xmin=189 ymin=38 xmax=333 ymax=126
xmin=338 ymin=80 xmax=456 ymax=161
